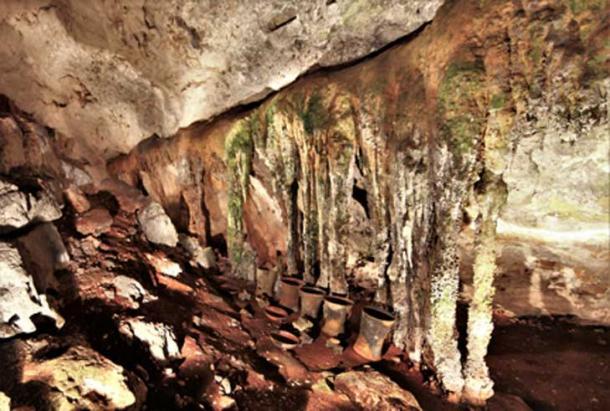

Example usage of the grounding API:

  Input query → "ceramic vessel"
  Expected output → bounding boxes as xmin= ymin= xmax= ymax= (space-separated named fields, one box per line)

xmin=352 ymin=305 xmax=396 ymax=361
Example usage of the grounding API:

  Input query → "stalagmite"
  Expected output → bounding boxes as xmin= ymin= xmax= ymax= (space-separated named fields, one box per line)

xmin=463 ymin=192 xmax=500 ymax=404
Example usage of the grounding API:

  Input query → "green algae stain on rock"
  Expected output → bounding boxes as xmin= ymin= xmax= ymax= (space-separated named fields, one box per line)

xmin=438 ymin=59 xmax=487 ymax=170
xmin=225 ymin=119 xmax=254 ymax=275
xmin=300 ymin=92 xmax=330 ymax=135
xmin=565 ymin=0 xmax=608 ymax=14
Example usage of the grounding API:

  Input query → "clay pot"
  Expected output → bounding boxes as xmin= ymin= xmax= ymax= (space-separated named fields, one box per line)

xmin=321 ymin=295 xmax=353 ymax=337
xmin=353 ymin=305 xmax=396 ymax=361
xmin=271 ymin=330 xmax=300 ymax=350
xmin=264 ymin=305 xmax=290 ymax=323
xmin=299 ymin=286 xmax=326 ymax=319
xmin=277 ymin=276 xmax=304 ymax=310
xmin=256 ymin=267 xmax=277 ymax=297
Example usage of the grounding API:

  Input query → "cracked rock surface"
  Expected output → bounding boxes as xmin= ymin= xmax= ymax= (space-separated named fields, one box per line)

xmin=0 ymin=0 xmax=443 ymax=158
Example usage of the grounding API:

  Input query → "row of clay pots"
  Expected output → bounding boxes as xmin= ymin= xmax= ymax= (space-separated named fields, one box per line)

xmin=268 ymin=275 xmax=396 ymax=361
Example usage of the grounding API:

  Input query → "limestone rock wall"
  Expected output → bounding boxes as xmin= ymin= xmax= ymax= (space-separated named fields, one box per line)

xmin=109 ymin=0 xmax=609 ymax=398
xmin=0 ymin=0 xmax=443 ymax=158
xmin=111 ymin=0 xmax=609 ymax=324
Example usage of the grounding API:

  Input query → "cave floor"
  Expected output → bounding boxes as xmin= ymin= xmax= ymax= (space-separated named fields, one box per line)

xmin=0 ymin=213 xmax=607 ymax=410
xmin=378 ymin=316 xmax=610 ymax=411
xmin=487 ymin=317 xmax=610 ymax=411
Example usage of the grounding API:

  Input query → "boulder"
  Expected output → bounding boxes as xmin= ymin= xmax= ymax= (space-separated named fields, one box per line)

xmin=17 ymin=222 xmax=69 ymax=294
xmin=0 ymin=242 xmax=64 ymax=339
xmin=75 ymin=207 xmax=113 ymax=236
xmin=0 ymin=179 xmax=61 ymax=234
xmin=180 ymin=235 xmax=217 ymax=270
xmin=334 ymin=370 xmax=422 ymax=411
xmin=118 ymin=317 xmax=181 ymax=363
xmin=137 ymin=202 xmax=179 ymax=247
xmin=21 ymin=345 xmax=136 ymax=410
xmin=0 ymin=392 xmax=9 ymax=411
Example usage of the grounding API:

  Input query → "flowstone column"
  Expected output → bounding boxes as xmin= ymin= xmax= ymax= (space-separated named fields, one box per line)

xmin=463 ymin=178 xmax=507 ymax=404
xmin=428 ymin=206 xmax=465 ymax=400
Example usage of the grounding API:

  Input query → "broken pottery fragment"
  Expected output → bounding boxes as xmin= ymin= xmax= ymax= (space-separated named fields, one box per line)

xmin=137 ymin=201 xmax=179 ymax=247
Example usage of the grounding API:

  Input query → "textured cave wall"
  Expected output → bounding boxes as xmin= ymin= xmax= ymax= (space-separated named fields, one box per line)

xmin=0 ymin=0 xmax=443 ymax=159
xmin=109 ymin=0 xmax=609 ymax=398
